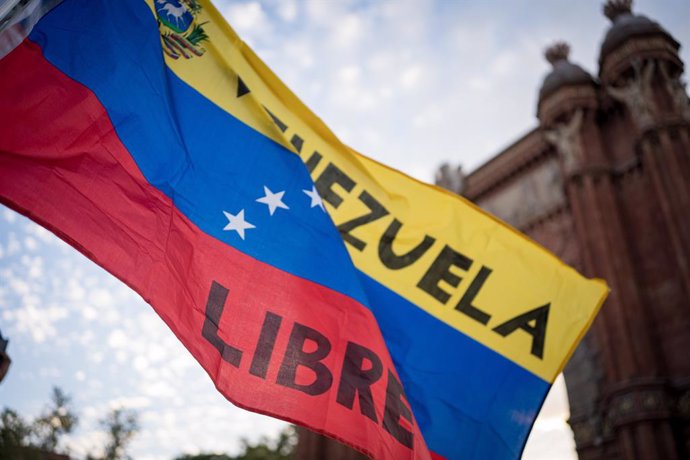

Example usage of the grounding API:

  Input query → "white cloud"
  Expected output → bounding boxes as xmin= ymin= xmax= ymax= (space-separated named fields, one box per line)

xmin=88 ymin=351 xmax=104 ymax=364
xmin=66 ymin=277 xmax=86 ymax=300
xmin=107 ymin=329 xmax=129 ymax=349
xmin=23 ymin=236 xmax=37 ymax=251
xmin=109 ymin=396 xmax=151 ymax=410
xmin=80 ymin=306 xmax=98 ymax=321
xmin=331 ymin=14 xmax=364 ymax=49
xmin=77 ymin=329 xmax=95 ymax=345
xmin=3 ymin=208 xmax=17 ymax=223
xmin=399 ymin=65 xmax=425 ymax=90
xmin=6 ymin=232 xmax=21 ymax=255
xmin=143 ymin=381 xmax=176 ymax=398
xmin=8 ymin=274 xmax=30 ymax=296
xmin=38 ymin=366 xmax=61 ymax=378
xmin=337 ymin=65 xmax=361 ymax=85
xmin=133 ymin=355 xmax=149 ymax=372
xmin=277 ymin=0 xmax=297 ymax=22
xmin=222 ymin=1 xmax=272 ymax=44
xmin=21 ymin=254 xmax=43 ymax=278
xmin=25 ymin=222 xmax=54 ymax=243
xmin=282 ymin=40 xmax=314 ymax=69
xmin=11 ymin=303 xmax=68 ymax=343
xmin=89 ymin=288 xmax=113 ymax=307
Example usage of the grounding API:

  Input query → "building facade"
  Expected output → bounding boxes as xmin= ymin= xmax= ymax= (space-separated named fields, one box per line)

xmin=458 ymin=1 xmax=690 ymax=458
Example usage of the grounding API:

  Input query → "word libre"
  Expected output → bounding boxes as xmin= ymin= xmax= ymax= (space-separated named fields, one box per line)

xmin=201 ymin=280 xmax=416 ymax=450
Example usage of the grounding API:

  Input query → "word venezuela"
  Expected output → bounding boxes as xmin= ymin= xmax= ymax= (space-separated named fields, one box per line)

xmin=263 ymin=107 xmax=550 ymax=362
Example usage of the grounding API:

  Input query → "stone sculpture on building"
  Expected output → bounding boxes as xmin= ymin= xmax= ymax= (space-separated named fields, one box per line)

xmin=660 ymin=61 xmax=690 ymax=121
xmin=606 ymin=59 xmax=657 ymax=129
xmin=434 ymin=162 xmax=465 ymax=195
xmin=545 ymin=108 xmax=584 ymax=175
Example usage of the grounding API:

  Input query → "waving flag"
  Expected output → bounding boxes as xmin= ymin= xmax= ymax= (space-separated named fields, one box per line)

xmin=0 ymin=1 xmax=608 ymax=459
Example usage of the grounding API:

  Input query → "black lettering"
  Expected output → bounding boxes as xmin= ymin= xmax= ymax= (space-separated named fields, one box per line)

xmin=337 ymin=191 xmax=389 ymax=251
xmin=493 ymin=303 xmax=550 ymax=359
xmin=305 ymin=151 xmax=323 ymax=174
xmin=336 ymin=342 xmax=383 ymax=423
xmin=379 ymin=219 xmax=435 ymax=269
xmin=201 ymin=281 xmax=243 ymax=367
xmin=314 ymin=163 xmax=356 ymax=209
xmin=249 ymin=312 xmax=283 ymax=379
xmin=237 ymin=76 xmax=250 ymax=98
xmin=382 ymin=370 xmax=413 ymax=449
xmin=276 ymin=322 xmax=333 ymax=395
xmin=264 ymin=107 xmax=288 ymax=133
xmin=455 ymin=266 xmax=493 ymax=325
xmin=417 ymin=245 xmax=472 ymax=304
xmin=291 ymin=134 xmax=304 ymax=153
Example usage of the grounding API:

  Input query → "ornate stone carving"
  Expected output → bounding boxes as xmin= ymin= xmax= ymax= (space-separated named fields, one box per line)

xmin=479 ymin=158 xmax=563 ymax=228
xmin=606 ymin=385 xmax=674 ymax=428
xmin=538 ymin=85 xmax=597 ymax=126
xmin=660 ymin=61 xmax=690 ymax=120
xmin=435 ymin=163 xmax=466 ymax=195
xmin=544 ymin=109 xmax=584 ymax=174
xmin=570 ymin=417 xmax=601 ymax=447
xmin=606 ymin=59 xmax=657 ymax=128
xmin=545 ymin=41 xmax=570 ymax=65
xmin=603 ymin=0 xmax=632 ymax=21
xmin=600 ymin=36 xmax=681 ymax=83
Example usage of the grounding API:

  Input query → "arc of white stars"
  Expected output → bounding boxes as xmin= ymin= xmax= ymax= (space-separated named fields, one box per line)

xmin=303 ymin=186 xmax=324 ymax=211
xmin=223 ymin=209 xmax=255 ymax=240
xmin=256 ymin=185 xmax=289 ymax=215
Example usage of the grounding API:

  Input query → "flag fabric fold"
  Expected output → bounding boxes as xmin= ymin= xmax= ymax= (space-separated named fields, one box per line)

xmin=0 ymin=1 xmax=608 ymax=459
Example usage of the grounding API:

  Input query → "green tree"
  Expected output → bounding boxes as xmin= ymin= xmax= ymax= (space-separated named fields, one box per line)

xmin=100 ymin=408 xmax=139 ymax=460
xmin=174 ymin=454 xmax=233 ymax=460
xmin=0 ymin=386 xmax=77 ymax=454
xmin=173 ymin=425 xmax=296 ymax=460
xmin=236 ymin=425 xmax=296 ymax=460
xmin=32 ymin=386 xmax=78 ymax=452
xmin=0 ymin=408 xmax=32 ymax=448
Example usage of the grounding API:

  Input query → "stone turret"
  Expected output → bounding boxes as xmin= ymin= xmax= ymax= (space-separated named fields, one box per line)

xmin=538 ymin=42 xmax=600 ymax=178
xmin=599 ymin=0 xmax=682 ymax=84
xmin=539 ymin=42 xmax=596 ymax=106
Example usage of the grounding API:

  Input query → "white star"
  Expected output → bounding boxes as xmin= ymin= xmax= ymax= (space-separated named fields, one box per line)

xmin=303 ymin=186 xmax=324 ymax=211
xmin=256 ymin=186 xmax=289 ymax=216
xmin=222 ymin=209 xmax=255 ymax=240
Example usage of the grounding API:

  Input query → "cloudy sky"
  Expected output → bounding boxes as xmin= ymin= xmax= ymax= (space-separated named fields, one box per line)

xmin=1 ymin=0 xmax=689 ymax=459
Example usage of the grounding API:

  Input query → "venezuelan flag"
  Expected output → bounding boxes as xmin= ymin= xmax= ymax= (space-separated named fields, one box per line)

xmin=0 ymin=1 xmax=607 ymax=459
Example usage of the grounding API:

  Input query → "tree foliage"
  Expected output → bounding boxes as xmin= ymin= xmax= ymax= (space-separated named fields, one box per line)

xmin=102 ymin=408 xmax=139 ymax=460
xmin=1 ymin=387 xmax=297 ymax=460
xmin=33 ymin=387 xmax=78 ymax=451
xmin=0 ymin=408 xmax=32 ymax=448
xmin=0 ymin=386 xmax=78 ymax=454
xmin=174 ymin=425 xmax=296 ymax=460
xmin=0 ymin=387 xmax=139 ymax=460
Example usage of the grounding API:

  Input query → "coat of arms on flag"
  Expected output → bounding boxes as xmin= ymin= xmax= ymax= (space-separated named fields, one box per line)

xmin=155 ymin=0 xmax=208 ymax=59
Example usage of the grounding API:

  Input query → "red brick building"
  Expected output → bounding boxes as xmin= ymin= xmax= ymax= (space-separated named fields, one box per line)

xmin=298 ymin=1 xmax=689 ymax=458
